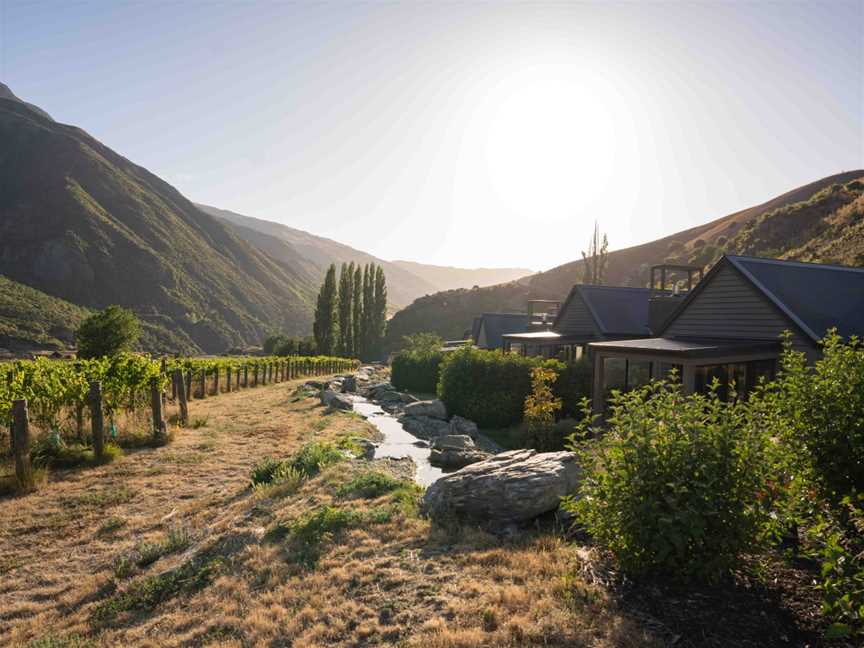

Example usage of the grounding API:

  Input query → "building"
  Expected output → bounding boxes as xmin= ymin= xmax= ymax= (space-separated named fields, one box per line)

xmin=589 ymin=255 xmax=864 ymax=413
xmin=474 ymin=313 xmax=530 ymax=350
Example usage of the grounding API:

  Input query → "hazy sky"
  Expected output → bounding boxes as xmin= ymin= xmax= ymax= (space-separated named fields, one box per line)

xmin=3 ymin=1 xmax=863 ymax=271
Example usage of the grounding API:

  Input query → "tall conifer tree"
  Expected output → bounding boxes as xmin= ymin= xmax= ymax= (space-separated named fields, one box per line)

xmin=351 ymin=264 xmax=363 ymax=358
xmin=337 ymin=262 xmax=353 ymax=356
xmin=313 ymin=264 xmax=339 ymax=355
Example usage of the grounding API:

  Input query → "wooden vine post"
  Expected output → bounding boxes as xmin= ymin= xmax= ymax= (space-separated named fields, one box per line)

xmin=150 ymin=378 xmax=166 ymax=442
xmin=89 ymin=381 xmax=105 ymax=461
xmin=243 ymin=365 xmax=249 ymax=388
xmin=213 ymin=367 xmax=220 ymax=395
xmin=185 ymin=370 xmax=193 ymax=401
xmin=173 ymin=369 xmax=188 ymax=426
xmin=12 ymin=399 xmax=35 ymax=493
xmin=199 ymin=368 xmax=207 ymax=399
xmin=226 ymin=366 xmax=232 ymax=393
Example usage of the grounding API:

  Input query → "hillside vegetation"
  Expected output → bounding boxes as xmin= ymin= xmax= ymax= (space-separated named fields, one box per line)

xmin=387 ymin=171 xmax=864 ymax=344
xmin=0 ymin=275 xmax=90 ymax=351
xmin=0 ymin=98 xmax=319 ymax=353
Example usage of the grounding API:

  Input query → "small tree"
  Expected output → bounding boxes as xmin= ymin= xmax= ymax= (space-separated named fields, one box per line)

xmin=75 ymin=306 xmax=141 ymax=359
xmin=524 ymin=367 xmax=563 ymax=451
xmin=581 ymin=221 xmax=609 ymax=285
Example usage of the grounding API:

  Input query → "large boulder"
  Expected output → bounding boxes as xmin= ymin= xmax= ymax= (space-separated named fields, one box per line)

xmin=448 ymin=416 xmax=479 ymax=439
xmin=431 ymin=435 xmax=476 ymax=450
xmin=430 ymin=448 xmax=490 ymax=469
xmin=400 ymin=415 xmax=449 ymax=439
xmin=422 ymin=449 xmax=581 ymax=523
xmin=341 ymin=375 xmax=357 ymax=393
xmin=403 ymin=399 xmax=447 ymax=420
xmin=320 ymin=389 xmax=353 ymax=411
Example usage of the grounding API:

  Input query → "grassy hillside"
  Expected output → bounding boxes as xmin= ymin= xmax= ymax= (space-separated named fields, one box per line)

xmin=197 ymin=204 xmax=439 ymax=310
xmin=0 ymin=275 xmax=90 ymax=351
xmin=0 ymin=98 xmax=319 ymax=353
xmin=387 ymin=171 xmax=864 ymax=345
xmin=390 ymin=259 xmax=534 ymax=292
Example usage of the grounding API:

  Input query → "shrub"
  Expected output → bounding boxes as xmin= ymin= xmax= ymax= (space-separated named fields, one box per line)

xmin=524 ymin=367 xmax=563 ymax=451
xmin=437 ymin=347 xmax=588 ymax=429
xmin=75 ymin=305 xmax=141 ymax=359
xmin=564 ymin=380 xmax=772 ymax=581
xmin=250 ymin=442 xmax=344 ymax=489
xmin=392 ymin=351 xmax=443 ymax=393
xmin=337 ymin=471 xmax=406 ymax=498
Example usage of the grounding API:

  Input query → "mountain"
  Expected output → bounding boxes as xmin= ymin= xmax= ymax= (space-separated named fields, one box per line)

xmin=389 ymin=260 xmax=533 ymax=292
xmin=0 ymin=90 xmax=319 ymax=354
xmin=197 ymin=203 xmax=535 ymax=309
xmin=385 ymin=171 xmax=864 ymax=348
xmin=0 ymin=82 xmax=53 ymax=121
xmin=195 ymin=203 xmax=439 ymax=310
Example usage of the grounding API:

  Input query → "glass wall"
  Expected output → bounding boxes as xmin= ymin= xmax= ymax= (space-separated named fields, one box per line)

xmin=693 ymin=358 xmax=776 ymax=401
xmin=603 ymin=357 xmax=653 ymax=397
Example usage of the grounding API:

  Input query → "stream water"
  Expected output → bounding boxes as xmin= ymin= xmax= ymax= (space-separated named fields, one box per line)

xmin=351 ymin=398 xmax=445 ymax=487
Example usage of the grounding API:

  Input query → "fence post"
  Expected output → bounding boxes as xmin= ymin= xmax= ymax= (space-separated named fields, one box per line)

xmin=198 ymin=369 xmax=207 ymax=399
xmin=185 ymin=370 xmax=193 ymax=401
xmin=243 ymin=365 xmax=249 ymax=388
xmin=89 ymin=381 xmax=105 ymax=461
xmin=213 ymin=367 xmax=220 ymax=395
xmin=150 ymin=378 xmax=166 ymax=442
xmin=12 ymin=399 xmax=35 ymax=493
xmin=253 ymin=365 xmax=259 ymax=387
xmin=173 ymin=369 xmax=188 ymax=426
xmin=226 ymin=366 xmax=232 ymax=393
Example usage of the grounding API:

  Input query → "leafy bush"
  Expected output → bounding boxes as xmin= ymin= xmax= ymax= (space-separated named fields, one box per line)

xmin=75 ymin=305 xmax=141 ymax=359
xmin=524 ymin=367 xmax=563 ymax=451
xmin=437 ymin=347 xmax=589 ymax=429
xmin=392 ymin=350 xmax=443 ymax=393
xmin=250 ymin=442 xmax=344 ymax=489
xmin=564 ymin=380 xmax=772 ymax=581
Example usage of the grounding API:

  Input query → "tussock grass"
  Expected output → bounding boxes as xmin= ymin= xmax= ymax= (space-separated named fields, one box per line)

xmin=31 ymin=441 xmax=123 ymax=470
xmin=336 ymin=471 xmax=408 ymax=499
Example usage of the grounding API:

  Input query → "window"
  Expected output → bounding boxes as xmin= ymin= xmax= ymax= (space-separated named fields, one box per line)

xmin=694 ymin=359 xmax=778 ymax=401
xmin=603 ymin=357 xmax=654 ymax=396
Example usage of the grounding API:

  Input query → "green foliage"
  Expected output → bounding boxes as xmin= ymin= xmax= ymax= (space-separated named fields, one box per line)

xmin=250 ymin=441 xmax=344 ymax=490
xmin=523 ymin=367 xmax=563 ymax=451
xmin=337 ymin=262 xmax=355 ymax=357
xmin=75 ymin=306 xmax=141 ymax=359
xmin=564 ymin=380 xmax=773 ymax=581
xmin=391 ymin=333 xmax=444 ymax=394
xmin=337 ymin=471 xmax=406 ymax=499
xmin=275 ymin=505 xmax=363 ymax=566
xmin=134 ymin=526 xmax=193 ymax=568
xmin=263 ymin=334 xmax=317 ymax=356
xmin=437 ymin=347 xmax=581 ymax=429
xmin=0 ymin=275 xmax=91 ymax=349
xmin=313 ymin=264 xmax=339 ymax=356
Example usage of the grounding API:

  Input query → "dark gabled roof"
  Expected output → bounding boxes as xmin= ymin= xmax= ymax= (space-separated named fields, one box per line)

xmin=659 ymin=255 xmax=864 ymax=343
xmin=478 ymin=313 xmax=529 ymax=348
xmin=554 ymin=285 xmax=654 ymax=337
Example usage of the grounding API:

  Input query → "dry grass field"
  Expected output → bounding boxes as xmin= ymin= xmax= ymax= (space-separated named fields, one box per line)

xmin=0 ymin=379 xmax=658 ymax=648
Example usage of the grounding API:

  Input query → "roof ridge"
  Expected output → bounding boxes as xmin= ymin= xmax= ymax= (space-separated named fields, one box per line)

xmin=727 ymin=254 xmax=864 ymax=274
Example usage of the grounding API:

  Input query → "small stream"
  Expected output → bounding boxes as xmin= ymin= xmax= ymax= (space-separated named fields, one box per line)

xmin=351 ymin=398 xmax=445 ymax=487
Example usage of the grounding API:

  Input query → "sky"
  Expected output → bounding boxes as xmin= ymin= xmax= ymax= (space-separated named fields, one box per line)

xmin=2 ymin=0 xmax=863 ymax=272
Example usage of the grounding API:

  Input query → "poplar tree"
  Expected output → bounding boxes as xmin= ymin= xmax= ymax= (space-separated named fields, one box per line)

xmin=371 ymin=264 xmax=388 ymax=358
xmin=337 ymin=262 xmax=354 ymax=356
xmin=313 ymin=264 xmax=338 ymax=355
xmin=351 ymin=264 xmax=363 ymax=358
xmin=360 ymin=263 xmax=374 ymax=359
xmin=581 ymin=221 xmax=609 ymax=285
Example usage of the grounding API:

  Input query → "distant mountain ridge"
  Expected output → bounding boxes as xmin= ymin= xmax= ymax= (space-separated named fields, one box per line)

xmin=195 ymin=204 xmax=439 ymax=310
xmin=385 ymin=170 xmax=864 ymax=347
xmin=197 ymin=203 xmax=537 ymax=309
xmin=389 ymin=260 xmax=534 ymax=292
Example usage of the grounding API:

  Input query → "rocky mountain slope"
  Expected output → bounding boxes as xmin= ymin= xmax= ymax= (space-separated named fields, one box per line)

xmin=385 ymin=170 xmax=864 ymax=348
xmin=0 ymin=95 xmax=319 ymax=354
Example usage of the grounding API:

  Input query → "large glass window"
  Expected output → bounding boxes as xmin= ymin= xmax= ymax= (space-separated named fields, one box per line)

xmin=603 ymin=357 xmax=654 ymax=397
xmin=694 ymin=359 xmax=777 ymax=401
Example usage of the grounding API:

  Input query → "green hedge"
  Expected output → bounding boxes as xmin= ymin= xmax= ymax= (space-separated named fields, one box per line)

xmin=436 ymin=347 xmax=591 ymax=429
xmin=391 ymin=350 xmax=443 ymax=394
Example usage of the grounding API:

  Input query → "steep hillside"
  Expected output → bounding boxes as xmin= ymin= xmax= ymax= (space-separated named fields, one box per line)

xmin=390 ymin=260 xmax=534 ymax=292
xmin=0 ymin=94 xmax=318 ymax=354
xmin=386 ymin=171 xmax=864 ymax=346
xmin=0 ymin=275 xmax=90 ymax=351
xmin=196 ymin=204 xmax=438 ymax=310
xmin=528 ymin=170 xmax=864 ymax=298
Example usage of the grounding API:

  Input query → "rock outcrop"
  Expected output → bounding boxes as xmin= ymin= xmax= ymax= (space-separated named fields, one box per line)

xmin=403 ymin=399 xmax=447 ymax=420
xmin=320 ymin=389 xmax=353 ymax=411
xmin=429 ymin=435 xmax=489 ymax=469
xmin=422 ymin=449 xmax=581 ymax=522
